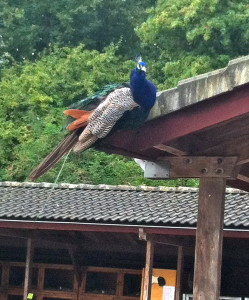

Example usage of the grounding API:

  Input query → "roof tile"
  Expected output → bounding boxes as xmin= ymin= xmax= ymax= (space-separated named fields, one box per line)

xmin=0 ymin=182 xmax=248 ymax=229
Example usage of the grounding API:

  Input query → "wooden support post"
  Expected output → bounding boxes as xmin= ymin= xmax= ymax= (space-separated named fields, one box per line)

xmin=175 ymin=246 xmax=184 ymax=300
xmin=142 ymin=239 xmax=154 ymax=300
xmin=193 ymin=178 xmax=226 ymax=300
xmin=23 ymin=238 xmax=34 ymax=300
xmin=68 ymin=246 xmax=83 ymax=286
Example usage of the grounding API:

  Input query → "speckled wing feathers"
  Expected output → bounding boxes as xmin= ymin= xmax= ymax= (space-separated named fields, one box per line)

xmin=73 ymin=87 xmax=137 ymax=152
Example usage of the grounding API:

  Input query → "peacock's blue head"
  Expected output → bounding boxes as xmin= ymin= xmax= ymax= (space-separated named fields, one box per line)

xmin=135 ymin=54 xmax=147 ymax=73
xmin=136 ymin=61 xmax=147 ymax=73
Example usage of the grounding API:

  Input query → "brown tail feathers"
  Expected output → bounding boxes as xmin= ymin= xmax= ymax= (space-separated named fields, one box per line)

xmin=28 ymin=130 xmax=81 ymax=180
xmin=64 ymin=109 xmax=93 ymax=131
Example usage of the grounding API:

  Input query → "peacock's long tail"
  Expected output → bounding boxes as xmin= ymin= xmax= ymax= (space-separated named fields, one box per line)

xmin=28 ymin=129 xmax=82 ymax=180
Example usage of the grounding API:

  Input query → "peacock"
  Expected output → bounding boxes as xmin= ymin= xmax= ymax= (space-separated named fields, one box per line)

xmin=28 ymin=56 xmax=157 ymax=180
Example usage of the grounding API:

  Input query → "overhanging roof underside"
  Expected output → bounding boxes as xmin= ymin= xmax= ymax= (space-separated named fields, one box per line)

xmin=97 ymin=55 xmax=249 ymax=191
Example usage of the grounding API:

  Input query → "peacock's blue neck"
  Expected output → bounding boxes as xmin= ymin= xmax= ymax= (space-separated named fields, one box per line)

xmin=130 ymin=68 xmax=156 ymax=109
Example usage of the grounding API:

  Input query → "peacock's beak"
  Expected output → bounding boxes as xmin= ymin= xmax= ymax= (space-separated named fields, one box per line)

xmin=141 ymin=66 xmax=147 ymax=72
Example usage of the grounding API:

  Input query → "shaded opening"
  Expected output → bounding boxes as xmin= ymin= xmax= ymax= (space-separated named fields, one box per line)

xmin=123 ymin=273 xmax=142 ymax=297
xmin=85 ymin=271 xmax=117 ymax=295
xmin=7 ymin=296 xmax=23 ymax=300
xmin=9 ymin=266 xmax=38 ymax=288
xmin=44 ymin=269 xmax=74 ymax=291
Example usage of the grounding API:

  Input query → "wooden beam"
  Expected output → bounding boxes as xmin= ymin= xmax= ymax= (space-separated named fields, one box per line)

xmin=144 ymin=156 xmax=238 ymax=179
xmin=193 ymin=177 xmax=226 ymax=300
xmin=123 ymin=233 xmax=141 ymax=246
xmin=237 ymin=174 xmax=249 ymax=183
xmin=142 ymin=239 xmax=154 ymax=300
xmin=103 ymin=85 xmax=249 ymax=152
xmin=153 ymin=144 xmax=187 ymax=156
xmin=175 ymin=246 xmax=184 ymax=300
xmin=0 ymin=228 xmax=79 ymax=247
xmin=68 ymin=246 xmax=83 ymax=286
xmin=139 ymin=228 xmax=147 ymax=241
xmin=0 ymin=228 xmax=28 ymax=239
xmin=237 ymin=157 xmax=249 ymax=166
xmin=139 ymin=230 xmax=194 ymax=248
xmin=23 ymin=238 xmax=34 ymax=300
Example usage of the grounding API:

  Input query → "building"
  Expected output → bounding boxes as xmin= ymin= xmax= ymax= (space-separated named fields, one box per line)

xmin=0 ymin=182 xmax=248 ymax=300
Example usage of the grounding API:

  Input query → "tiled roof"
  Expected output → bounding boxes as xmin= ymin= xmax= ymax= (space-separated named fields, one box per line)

xmin=0 ymin=182 xmax=249 ymax=228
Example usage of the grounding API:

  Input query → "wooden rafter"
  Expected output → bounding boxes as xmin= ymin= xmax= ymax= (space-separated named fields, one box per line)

xmin=237 ymin=158 xmax=249 ymax=166
xmin=68 ymin=246 xmax=83 ymax=286
xmin=139 ymin=229 xmax=194 ymax=248
xmin=237 ymin=174 xmax=249 ymax=183
xmin=123 ymin=233 xmax=141 ymax=247
xmin=0 ymin=228 xmax=79 ymax=247
xmin=153 ymin=144 xmax=187 ymax=156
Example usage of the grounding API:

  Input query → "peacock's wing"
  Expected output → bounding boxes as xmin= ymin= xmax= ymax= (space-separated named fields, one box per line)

xmin=113 ymin=106 xmax=151 ymax=131
xmin=64 ymin=83 xmax=129 ymax=130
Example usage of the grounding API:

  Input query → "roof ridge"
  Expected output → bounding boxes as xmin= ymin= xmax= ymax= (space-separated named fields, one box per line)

xmin=0 ymin=181 xmax=246 ymax=194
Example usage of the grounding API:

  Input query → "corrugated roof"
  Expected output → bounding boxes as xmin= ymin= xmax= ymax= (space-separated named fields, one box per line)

xmin=0 ymin=182 xmax=248 ymax=228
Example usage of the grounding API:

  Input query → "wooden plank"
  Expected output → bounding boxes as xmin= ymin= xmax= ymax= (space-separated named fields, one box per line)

xmin=175 ymin=246 xmax=184 ymax=300
xmin=142 ymin=239 xmax=154 ymax=300
xmin=162 ymin=156 xmax=238 ymax=178
xmin=193 ymin=133 xmax=249 ymax=157
xmin=193 ymin=177 xmax=226 ymax=300
xmin=139 ymin=230 xmax=194 ymax=248
xmin=123 ymin=233 xmax=141 ymax=246
xmin=237 ymin=158 xmax=249 ymax=166
xmin=23 ymin=238 xmax=34 ymax=300
xmin=0 ymin=228 xmax=79 ymax=247
xmin=193 ymin=115 xmax=249 ymax=147
xmin=237 ymin=174 xmax=249 ymax=183
xmin=68 ymin=246 xmax=83 ymax=286
xmin=139 ymin=228 xmax=147 ymax=241
xmin=144 ymin=156 xmax=238 ymax=179
xmin=153 ymin=144 xmax=187 ymax=156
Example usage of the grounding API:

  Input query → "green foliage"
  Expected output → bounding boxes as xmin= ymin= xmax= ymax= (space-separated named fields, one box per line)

xmin=0 ymin=0 xmax=152 ymax=61
xmin=0 ymin=45 xmax=133 ymax=182
xmin=137 ymin=0 xmax=249 ymax=89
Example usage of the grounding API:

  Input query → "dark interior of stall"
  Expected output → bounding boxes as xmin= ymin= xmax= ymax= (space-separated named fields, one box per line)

xmin=0 ymin=233 xmax=248 ymax=300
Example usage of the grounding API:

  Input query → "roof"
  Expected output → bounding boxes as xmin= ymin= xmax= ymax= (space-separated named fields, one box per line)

xmin=97 ymin=55 xmax=249 ymax=192
xmin=148 ymin=55 xmax=249 ymax=120
xmin=0 ymin=182 xmax=248 ymax=229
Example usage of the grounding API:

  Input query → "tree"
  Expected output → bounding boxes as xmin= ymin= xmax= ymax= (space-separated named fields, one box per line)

xmin=136 ymin=0 xmax=249 ymax=89
xmin=0 ymin=45 xmax=130 ymax=180
xmin=0 ymin=0 xmax=153 ymax=61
